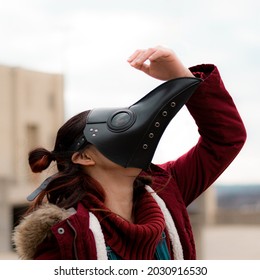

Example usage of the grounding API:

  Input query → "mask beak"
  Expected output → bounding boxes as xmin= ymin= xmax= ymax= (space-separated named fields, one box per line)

xmin=83 ymin=77 xmax=202 ymax=169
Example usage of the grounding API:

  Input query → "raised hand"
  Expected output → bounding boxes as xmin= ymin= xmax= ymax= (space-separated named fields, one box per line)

xmin=127 ymin=46 xmax=194 ymax=81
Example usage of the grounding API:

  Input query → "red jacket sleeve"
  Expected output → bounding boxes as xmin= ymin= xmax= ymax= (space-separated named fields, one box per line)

xmin=159 ymin=64 xmax=246 ymax=206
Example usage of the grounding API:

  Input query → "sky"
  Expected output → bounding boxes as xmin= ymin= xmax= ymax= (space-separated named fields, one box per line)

xmin=0 ymin=0 xmax=259 ymax=185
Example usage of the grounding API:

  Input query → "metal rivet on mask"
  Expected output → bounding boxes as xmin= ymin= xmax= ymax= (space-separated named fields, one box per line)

xmin=171 ymin=102 xmax=176 ymax=108
xmin=162 ymin=111 xmax=168 ymax=117
xmin=149 ymin=133 xmax=154 ymax=138
xmin=155 ymin=122 xmax=160 ymax=127
xmin=92 ymin=134 xmax=96 ymax=137
xmin=94 ymin=129 xmax=98 ymax=132
xmin=143 ymin=144 xmax=148 ymax=149
xmin=90 ymin=128 xmax=94 ymax=132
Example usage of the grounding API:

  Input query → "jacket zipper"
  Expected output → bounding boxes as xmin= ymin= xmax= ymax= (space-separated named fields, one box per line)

xmin=66 ymin=220 xmax=79 ymax=260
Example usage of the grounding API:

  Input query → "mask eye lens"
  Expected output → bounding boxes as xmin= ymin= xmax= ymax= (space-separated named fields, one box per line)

xmin=108 ymin=110 xmax=136 ymax=132
xmin=111 ymin=112 xmax=131 ymax=127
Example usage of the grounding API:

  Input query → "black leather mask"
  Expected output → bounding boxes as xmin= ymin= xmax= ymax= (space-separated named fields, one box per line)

xmin=71 ymin=77 xmax=202 ymax=169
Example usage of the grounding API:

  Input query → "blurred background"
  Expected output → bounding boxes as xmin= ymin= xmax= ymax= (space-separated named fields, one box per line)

xmin=0 ymin=0 xmax=259 ymax=259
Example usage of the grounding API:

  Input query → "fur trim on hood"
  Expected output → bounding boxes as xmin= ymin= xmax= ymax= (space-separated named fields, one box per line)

xmin=12 ymin=204 xmax=74 ymax=260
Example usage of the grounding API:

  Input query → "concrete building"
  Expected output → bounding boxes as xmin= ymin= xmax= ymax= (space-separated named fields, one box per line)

xmin=0 ymin=65 xmax=63 ymax=258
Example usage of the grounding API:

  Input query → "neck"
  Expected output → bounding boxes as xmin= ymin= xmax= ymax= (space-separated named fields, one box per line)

xmin=86 ymin=165 xmax=141 ymax=223
xmin=104 ymin=183 xmax=134 ymax=223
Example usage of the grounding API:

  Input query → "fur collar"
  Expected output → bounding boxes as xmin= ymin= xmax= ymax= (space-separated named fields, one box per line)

xmin=12 ymin=204 xmax=74 ymax=259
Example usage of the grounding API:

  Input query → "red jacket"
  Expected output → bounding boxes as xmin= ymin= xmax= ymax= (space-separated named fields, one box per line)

xmin=13 ymin=64 xmax=246 ymax=260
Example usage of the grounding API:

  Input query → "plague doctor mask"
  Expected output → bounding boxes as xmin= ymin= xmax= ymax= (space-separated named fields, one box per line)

xmin=71 ymin=76 xmax=201 ymax=169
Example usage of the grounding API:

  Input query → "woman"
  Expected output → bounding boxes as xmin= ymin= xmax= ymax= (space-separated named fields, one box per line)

xmin=13 ymin=46 xmax=246 ymax=260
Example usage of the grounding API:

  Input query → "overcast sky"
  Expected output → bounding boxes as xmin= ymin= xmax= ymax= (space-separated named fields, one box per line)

xmin=0 ymin=0 xmax=259 ymax=185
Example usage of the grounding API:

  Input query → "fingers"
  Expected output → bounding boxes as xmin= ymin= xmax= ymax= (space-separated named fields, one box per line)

xmin=127 ymin=49 xmax=142 ymax=63
xmin=127 ymin=48 xmax=157 ymax=70
xmin=127 ymin=46 xmax=174 ymax=70
xmin=148 ymin=46 xmax=173 ymax=61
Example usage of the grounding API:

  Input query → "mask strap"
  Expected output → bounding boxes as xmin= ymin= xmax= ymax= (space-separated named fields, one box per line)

xmin=69 ymin=135 xmax=87 ymax=151
xmin=26 ymin=173 xmax=58 ymax=201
